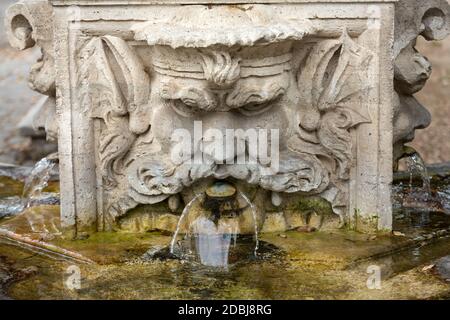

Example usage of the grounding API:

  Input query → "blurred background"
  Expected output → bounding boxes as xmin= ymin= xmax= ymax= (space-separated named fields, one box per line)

xmin=413 ymin=37 xmax=450 ymax=164
xmin=0 ymin=0 xmax=449 ymax=166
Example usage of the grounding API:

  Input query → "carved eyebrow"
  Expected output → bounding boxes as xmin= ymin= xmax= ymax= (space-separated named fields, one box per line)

xmin=179 ymin=87 xmax=218 ymax=111
xmin=226 ymin=82 xmax=286 ymax=108
xmin=160 ymin=81 xmax=218 ymax=111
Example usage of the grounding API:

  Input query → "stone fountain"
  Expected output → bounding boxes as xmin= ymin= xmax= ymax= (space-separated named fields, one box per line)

xmin=4 ymin=0 xmax=450 ymax=239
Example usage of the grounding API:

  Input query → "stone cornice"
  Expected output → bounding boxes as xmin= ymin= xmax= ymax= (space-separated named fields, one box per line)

xmin=50 ymin=0 xmax=398 ymax=6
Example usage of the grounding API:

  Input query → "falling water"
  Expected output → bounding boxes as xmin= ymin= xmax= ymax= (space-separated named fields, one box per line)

xmin=22 ymin=157 xmax=57 ymax=209
xmin=0 ymin=157 xmax=57 ymax=219
xmin=170 ymin=194 xmax=203 ymax=255
xmin=170 ymin=193 xmax=238 ymax=267
xmin=405 ymin=152 xmax=431 ymax=197
xmin=238 ymin=191 xmax=259 ymax=257
xmin=190 ymin=216 xmax=238 ymax=268
xmin=167 ymin=189 xmax=260 ymax=268
xmin=398 ymin=149 xmax=448 ymax=226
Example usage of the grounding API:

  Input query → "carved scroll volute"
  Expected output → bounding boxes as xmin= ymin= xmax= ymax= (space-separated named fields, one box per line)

xmin=395 ymin=0 xmax=450 ymax=57
xmin=5 ymin=1 xmax=57 ymax=142
xmin=5 ymin=0 xmax=55 ymax=96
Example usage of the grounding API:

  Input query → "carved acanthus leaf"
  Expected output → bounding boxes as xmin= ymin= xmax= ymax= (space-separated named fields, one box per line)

xmin=288 ymin=30 xmax=375 ymax=222
xmin=79 ymin=36 xmax=151 ymax=186
xmin=297 ymin=31 xmax=373 ymax=180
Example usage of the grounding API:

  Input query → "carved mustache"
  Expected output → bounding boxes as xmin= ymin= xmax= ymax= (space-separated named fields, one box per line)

xmin=127 ymin=149 xmax=329 ymax=205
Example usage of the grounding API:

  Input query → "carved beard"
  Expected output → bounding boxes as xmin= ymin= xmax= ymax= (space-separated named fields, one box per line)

xmin=126 ymin=147 xmax=330 ymax=205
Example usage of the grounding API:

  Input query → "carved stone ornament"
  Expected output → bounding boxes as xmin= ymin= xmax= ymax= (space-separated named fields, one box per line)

xmin=5 ymin=0 xmax=450 ymax=237
xmin=393 ymin=0 xmax=450 ymax=163
xmin=5 ymin=0 xmax=58 ymax=141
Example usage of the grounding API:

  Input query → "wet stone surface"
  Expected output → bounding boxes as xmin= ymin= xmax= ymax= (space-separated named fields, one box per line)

xmin=0 ymin=232 xmax=449 ymax=300
xmin=141 ymin=238 xmax=282 ymax=268
xmin=0 ymin=171 xmax=449 ymax=299
xmin=436 ymin=256 xmax=450 ymax=282
xmin=0 ymin=250 xmax=39 ymax=300
xmin=0 ymin=256 xmax=14 ymax=300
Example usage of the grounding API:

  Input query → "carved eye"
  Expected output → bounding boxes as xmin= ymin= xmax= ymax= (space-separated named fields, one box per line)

xmin=181 ymin=98 xmax=199 ymax=108
xmin=128 ymin=103 xmax=138 ymax=112
xmin=237 ymin=96 xmax=281 ymax=117
xmin=170 ymin=99 xmax=199 ymax=117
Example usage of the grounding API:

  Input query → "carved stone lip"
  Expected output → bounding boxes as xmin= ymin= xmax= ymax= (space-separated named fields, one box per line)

xmin=131 ymin=6 xmax=315 ymax=49
xmin=133 ymin=21 xmax=315 ymax=48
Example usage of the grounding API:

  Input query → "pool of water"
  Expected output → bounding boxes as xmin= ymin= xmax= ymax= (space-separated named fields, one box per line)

xmin=0 ymin=170 xmax=449 ymax=299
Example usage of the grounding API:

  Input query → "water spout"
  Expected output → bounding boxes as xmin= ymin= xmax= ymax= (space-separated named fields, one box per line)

xmin=403 ymin=147 xmax=431 ymax=197
xmin=168 ymin=181 xmax=260 ymax=268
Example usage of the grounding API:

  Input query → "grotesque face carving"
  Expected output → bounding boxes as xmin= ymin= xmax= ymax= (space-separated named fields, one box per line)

xmin=84 ymin=23 xmax=374 ymax=222
xmin=393 ymin=41 xmax=433 ymax=161
xmin=124 ymin=43 xmax=330 ymax=204
xmin=392 ymin=0 xmax=450 ymax=163
xmin=149 ymin=45 xmax=293 ymax=157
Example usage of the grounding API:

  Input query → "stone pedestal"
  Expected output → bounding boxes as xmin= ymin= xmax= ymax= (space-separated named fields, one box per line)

xmin=5 ymin=0 xmax=450 ymax=237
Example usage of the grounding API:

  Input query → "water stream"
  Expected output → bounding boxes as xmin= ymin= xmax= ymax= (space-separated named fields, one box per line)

xmin=0 ymin=157 xmax=57 ymax=219
xmin=167 ymin=188 xmax=259 ymax=268
xmin=22 ymin=157 xmax=57 ymax=209
xmin=0 ymin=157 xmax=449 ymax=298
xmin=405 ymin=152 xmax=432 ymax=197
xmin=394 ymin=149 xmax=449 ymax=228
xmin=238 ymin=191 xmax=259 ymax=256
xmin=170 ymin=194 xmax=203 ymax=255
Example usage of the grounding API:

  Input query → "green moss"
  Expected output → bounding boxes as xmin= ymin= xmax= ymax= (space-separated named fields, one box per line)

xmin=0 ymin=176 xmax=24 ymax=197
xmin=294 ymin=196 xmax=333 ymax=215
xmin=128 ymin=201 xmax=174 ymax=215
xmin=350 ymin=210 xmax=380 ymax=234
xmin=51 ymin=231 xmax=171 ymax=264
xmin=3 ymin=217 xmax=450 ymax=299
xmin=43 ymin=181 xmax=60 ymax=194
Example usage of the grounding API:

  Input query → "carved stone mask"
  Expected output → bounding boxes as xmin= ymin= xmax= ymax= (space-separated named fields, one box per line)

xmin=79 ymin=5 xmax=376 ymax=224
xmin=124 ymin=42 xmax=330 ymax=207
xmin=148 ymin=44 xmax=293 ymax=159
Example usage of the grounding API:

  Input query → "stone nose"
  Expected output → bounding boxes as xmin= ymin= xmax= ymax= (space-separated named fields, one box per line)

xmin=414 ymin=54 xmax=432 ymax=78
xmin=202 ymin=111 xmax=236 ymax=132
xmin=408 ymin=96 xmax=432 ymax=130
xmin=414 ymin=102 xmax=432 ymax=130
xmin=201 ymin=112 xmax=247 ymax=163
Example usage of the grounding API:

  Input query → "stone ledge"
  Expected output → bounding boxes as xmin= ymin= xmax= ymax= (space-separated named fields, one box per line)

xmin=50 ymin=0 xmax=398 ymax=6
